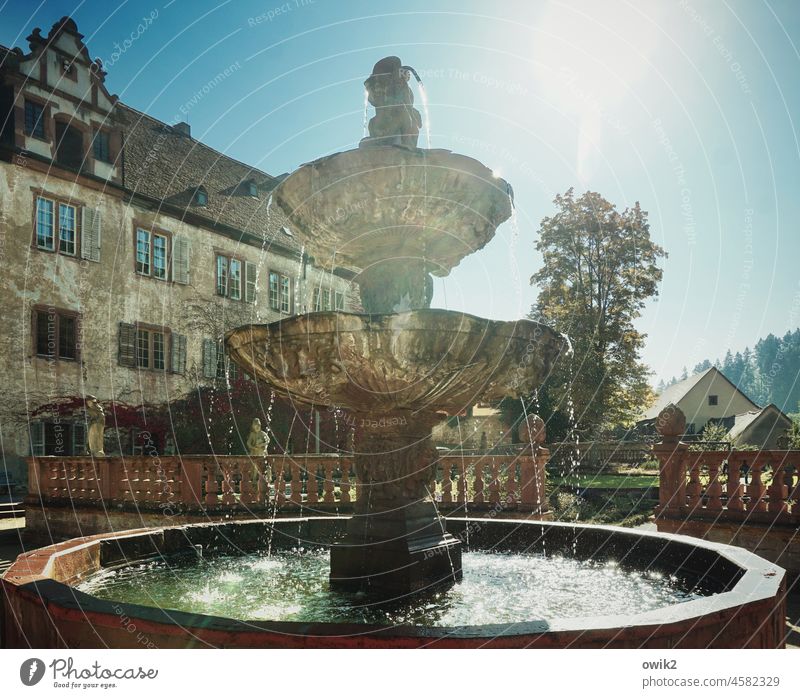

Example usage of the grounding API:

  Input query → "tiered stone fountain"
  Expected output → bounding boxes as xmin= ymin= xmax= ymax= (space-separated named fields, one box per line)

xmin=226 ymin=56 xmax=568 ymax=595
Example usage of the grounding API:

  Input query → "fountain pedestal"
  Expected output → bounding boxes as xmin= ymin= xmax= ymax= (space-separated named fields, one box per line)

xmin=330 ymin=411 xmax=462 ymax=594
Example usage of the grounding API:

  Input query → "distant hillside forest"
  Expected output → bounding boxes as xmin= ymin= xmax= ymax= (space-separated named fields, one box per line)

xmin=661 ymin=329 xmax=800 ymax=414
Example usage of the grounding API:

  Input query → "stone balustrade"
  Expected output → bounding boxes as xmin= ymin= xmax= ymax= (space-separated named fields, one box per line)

xmin=26 ymin=447 xmax=550 ymax=517
xmin=652 ymin=403 xmax=800 ymax=579
xmin=654 ymin=445 xmax=800 ymax=524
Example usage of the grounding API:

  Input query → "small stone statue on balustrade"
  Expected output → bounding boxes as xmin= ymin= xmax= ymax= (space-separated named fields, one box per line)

xmin=85 ymin=395 xmax=106 ymax=456
xmin=519 ymin=414 xmax=546 ymax=454
xmin=246 ymin=417 xmax=272 ymax=486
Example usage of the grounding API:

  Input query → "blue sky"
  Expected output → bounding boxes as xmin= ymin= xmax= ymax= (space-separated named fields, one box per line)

xmin=2 ymin=0 xmax=799 ymax=384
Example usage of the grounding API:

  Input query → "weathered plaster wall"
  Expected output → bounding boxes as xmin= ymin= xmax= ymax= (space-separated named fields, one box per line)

xmin=0 ymin=160 xmax=356 ymax=481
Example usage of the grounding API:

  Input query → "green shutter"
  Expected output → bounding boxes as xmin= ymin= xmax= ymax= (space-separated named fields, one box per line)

xmin=245 ymin=261 xmax=257 ymax=303
xmin=118 ymin=322 xmax=137 ymax=367
xmin=171 ymin=333 xmax=187 ymax=374
xmin=202 ymin=338 xmax=218 ymax=378
xmin=173 ymin=235 xmax=190 ymax=284
xmin=81 ymin=207 xmax=101 ymax=262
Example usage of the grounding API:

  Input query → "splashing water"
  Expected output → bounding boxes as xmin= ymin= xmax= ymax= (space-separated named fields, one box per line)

xmin=79 ymin=549 xmax=703 ymax=626
xmin=418 ymin=82 xmax=432 ymax=149
xmin=362 ymin=89 xmax=370 ymax=139
xmin=506 ymin=191 xmax=522 ymax=314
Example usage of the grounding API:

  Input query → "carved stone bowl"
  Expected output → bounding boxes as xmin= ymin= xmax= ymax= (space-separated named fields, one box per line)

xmin=272 ymin=146 xmax=513 ymax=275
xmin=225 ymin=310 xmax=569 ymax=414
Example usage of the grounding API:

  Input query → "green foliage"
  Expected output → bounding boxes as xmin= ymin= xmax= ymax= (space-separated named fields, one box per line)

xmin=529 ymin=188 xmax=666 ymax=436
xmin=787 ymin=414 xmax=800 ymax=449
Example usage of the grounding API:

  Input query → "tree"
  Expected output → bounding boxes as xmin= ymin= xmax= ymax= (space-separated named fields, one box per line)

xmin=529 ymin=188 xmax=666 ymax=435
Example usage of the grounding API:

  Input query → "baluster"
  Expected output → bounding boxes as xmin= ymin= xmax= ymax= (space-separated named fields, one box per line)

xmin=306 ymin=462 xmax=319 ymax=505
xmin=473 ymin=460 xmax=485 ymax=505
xmin=726 ymin=456 xmax=743 ymax=511
xmin=47 ymin=460 xmax=60 ymax=499
xmin=204 ymin=463 xmax=219 ymax=508
xmin=274 ymin=459 xmax=286 ymax=506
xmin=706 ymin=457 xmax=723 ymax=510
xmin=748 ymin=459 xmax=767 ymax=512
xmin=74 ymin=460 xmax=87 ymax=500
xmin=505 ymin=458 xmax=518 ymax=507
xmin=323 ymin=462 xmax=335 ymax=504
xmin=256 ymin=458 xmax=268 ymax=506
xmin=768 ymin=459 xmax=787 ymax=514
xmin=340 ymin=459 xmax=351 ymax=504
xmin=488 ymin=459 xmax=501 ymax=504
xmin=685 ymin=454 xmax=702 ymax=510
xmin=220 ymin=462 xmax=235 ymax=506
xmin=240 ymin=459 xmax=256 ymax=505
xmin=457 ymin=460 xmax=468 ymax=505
xmin=441 ymin=462 xmax=453 ymax=505
xmin=290 ymin=461 xmax=302 ymax=505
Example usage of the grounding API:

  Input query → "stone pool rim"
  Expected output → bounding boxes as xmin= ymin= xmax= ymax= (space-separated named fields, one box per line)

xmin=1 ymin=517 xmax=787 ymax=648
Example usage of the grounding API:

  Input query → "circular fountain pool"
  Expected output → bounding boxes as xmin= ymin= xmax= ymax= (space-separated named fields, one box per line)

xmin=76 ymin=549 xmax=702 ymax=627
xmin=1 ymin=517 xmax=787 ymax=649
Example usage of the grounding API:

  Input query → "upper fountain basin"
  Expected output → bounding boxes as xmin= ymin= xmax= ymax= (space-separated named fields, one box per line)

xmin=225 ymin=309 xmax=569 ymax=414
xmin=273 ymin=146 xmax=513 ymax=275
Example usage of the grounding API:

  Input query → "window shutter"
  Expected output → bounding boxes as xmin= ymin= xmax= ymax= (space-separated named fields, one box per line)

xmin=118 ymin=322 xmax=137 ymax=367
xmin=202 ymin=338 xmax=218 ymax=378
xmin=171 ymin=333 xmax=187 ymax=374
xmin=245 ymin=261 xmax=257 ymax=303
xmin=80 ymin=207 xmax=101 ymax=262
xmin=173 ymin=235 xmax=190 ymax=284
xmin=30 ymin=422 xmax=45 ymax=456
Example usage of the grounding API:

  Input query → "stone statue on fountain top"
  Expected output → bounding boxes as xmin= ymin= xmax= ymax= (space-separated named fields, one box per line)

xmin=361 ymin=56 xmax=422 ymax=149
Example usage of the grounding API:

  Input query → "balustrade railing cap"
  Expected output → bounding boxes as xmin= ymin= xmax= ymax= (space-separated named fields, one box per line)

xmin=656 ymin=403 xmax=686 ymax=440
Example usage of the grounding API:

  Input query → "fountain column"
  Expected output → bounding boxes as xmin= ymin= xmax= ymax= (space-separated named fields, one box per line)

xmin=330 ymin=410 xmax=462 ymax=594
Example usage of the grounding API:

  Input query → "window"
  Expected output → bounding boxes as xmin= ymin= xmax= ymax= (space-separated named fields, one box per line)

xmin=217 ymin=254 xmax=248 ymax=300
xmin=136 ymin=229 xmax=150 ymax=275
xmin=153 ymin=233 xmax=168 ymax=279
xmin=153 ymin=331 xmax=166 ymax=370
xmin=334 ymin=291 xmax=345 ymax=311
xmin=24 ymin=100 xmax=45 ymax=139
xmin=136 ymin=329 xmax=149 ymax=368
xmin=243 ymin=179 xmax=258 ymax=197
xmin=230 ymin=259 xmax=241 ymax=300
xmin=30 ymin=420 xmax=85 ymax=456
xmin=268 ymin=271 xmax=294 ymax=312
xmin=134 ymin=326 xmax=169 ymax=370
xmin=313 ymin=287 xmax=336 ymax=312
xmin=280 ymin=275 xmax=291 ymax=313
xmin=36 ymin=197 xmax=54 ymax=250
xmin=216 ymin=254 xmax=228 ymax=296
xmin=135 ymin=227 xmax=170 ymax=280
xmin=708 ymin=395 xmax=718 ymax=406
xmin=214 ymin=341 xmax=239 ymax=380
xmin=33 ymin=307 xmax=79 ymax=360
xmin=92 ymin=129 xmax=111 ymax=162
xmin=35 ymin=195 xmax=80 ymax=256
xmin=194 ymin=186 xmax=208 ymax=206
xmin=58 ymin=203 xmax=76 ymax=255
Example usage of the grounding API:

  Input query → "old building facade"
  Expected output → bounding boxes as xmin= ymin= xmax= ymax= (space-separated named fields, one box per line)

xmin=0 ymin=18 xmax=358 ymax=482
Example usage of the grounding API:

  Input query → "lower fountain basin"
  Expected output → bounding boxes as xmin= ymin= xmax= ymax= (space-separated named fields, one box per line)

xmin=225 ymin=310 xmax=569 ymax=413
xmin=1 ymin=518 xmax=786 ymax=648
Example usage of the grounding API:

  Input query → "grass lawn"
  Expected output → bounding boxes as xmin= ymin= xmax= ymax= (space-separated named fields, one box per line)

xmin=548 ymin=472 xmax=659 ymax=489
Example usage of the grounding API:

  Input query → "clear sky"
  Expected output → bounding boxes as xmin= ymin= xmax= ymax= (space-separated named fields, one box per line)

xmin=2 ymin=0 xmax=799 ymax=385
